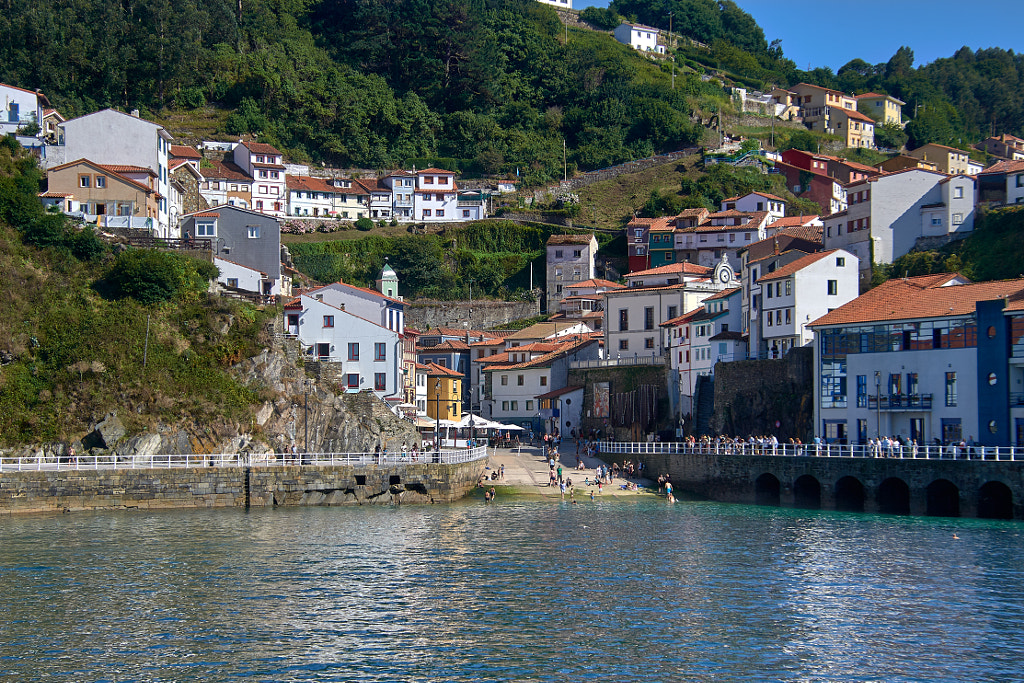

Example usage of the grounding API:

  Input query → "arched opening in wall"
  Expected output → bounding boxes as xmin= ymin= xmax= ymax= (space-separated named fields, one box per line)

xmin=834 ymin=476 xmax=865 ymax=513
xmin=877 ymin=478 xmax=910 ymax=516
xmin=926 ymin=479 xmax=960 ymax=518
xmin=978 ymin=481 xmax=1013 ymax=520
xmin=794 ymin=475 xmax=821 ymax=509
xmin=755 ymin=473 xmax=781 ymax=506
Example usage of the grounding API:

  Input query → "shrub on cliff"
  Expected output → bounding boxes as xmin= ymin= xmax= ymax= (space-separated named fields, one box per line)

xmin=97 ymin=249 xmax=219 ymax=304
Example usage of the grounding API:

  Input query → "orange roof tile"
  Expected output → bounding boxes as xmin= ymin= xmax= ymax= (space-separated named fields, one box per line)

xmin=756 ymin=250 xmax=839 ymax=283
xmin=627 ymin=262 xmax=711 ymax=278
xmin=170 ymin=145 xmax=202 ymax=159
xmin=809 ymin=275 xmax=1024 ymax=327
xmin=566 ymin=278 xmax=625 ymax=290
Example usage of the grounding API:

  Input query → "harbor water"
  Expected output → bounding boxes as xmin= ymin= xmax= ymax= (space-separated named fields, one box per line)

xmin=1 ymin=499 xmax=1023 ymax=681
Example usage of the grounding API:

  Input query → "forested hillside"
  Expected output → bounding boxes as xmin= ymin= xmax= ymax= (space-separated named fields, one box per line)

xmin=0 ymin=0 xmax=732 ymax=183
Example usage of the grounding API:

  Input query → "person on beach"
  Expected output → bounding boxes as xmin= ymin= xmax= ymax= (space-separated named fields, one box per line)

xmin=557 ymin=465 xmax=563 ymax=484
xmin=559 ymin=479 xmax=566 ymax=499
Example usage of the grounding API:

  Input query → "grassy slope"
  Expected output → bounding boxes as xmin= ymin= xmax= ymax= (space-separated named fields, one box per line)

xmin=0 ymin=221 xmax=275 ymax=446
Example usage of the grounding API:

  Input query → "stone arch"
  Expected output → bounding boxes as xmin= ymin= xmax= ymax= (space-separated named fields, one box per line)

xmin=877 ymin=477 xmax=910 ymax=516
xmin=978 ymin=481 xmax=1013 ymax=520
xmin=926 ymin=479 xmax=960 ymax=518
xmin=794 ymin=474 xmax=821 ymax=509
xmin=835 ymin=476 xmax=865 ymax=513
xmin=755 ymin=473 xmax=781 ymax=506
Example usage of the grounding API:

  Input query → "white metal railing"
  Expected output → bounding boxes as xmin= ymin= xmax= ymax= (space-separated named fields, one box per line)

xmin=596 ymin=441 xmax=1024 ymax=461
xmin=0 ymin=446 xmax=488 ymax=472
xmin=570 ymin=356 xmax=666 ymax=370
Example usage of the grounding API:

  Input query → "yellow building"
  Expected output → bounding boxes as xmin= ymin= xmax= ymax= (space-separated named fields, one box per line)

xmin=425 ymin=362 xmax=462 ymax=422
xmin=855 ymin=92 xmax=905 ymax=127
xmin=907 ymin=143 xmax=972 ymax=175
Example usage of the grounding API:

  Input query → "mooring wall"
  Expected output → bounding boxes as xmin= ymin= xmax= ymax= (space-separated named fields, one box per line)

xmin=0 ymin=462 xmax=486 ymax=515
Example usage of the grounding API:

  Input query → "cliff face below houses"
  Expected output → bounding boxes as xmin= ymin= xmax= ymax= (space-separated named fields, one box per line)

xmin=2 ymin=337 xmax=419 ymax=462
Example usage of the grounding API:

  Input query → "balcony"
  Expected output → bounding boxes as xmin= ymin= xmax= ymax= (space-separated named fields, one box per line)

xmin=866 ymin=393 xmax=933 ymax=411
xmin=1011 ymin=392 xmax=1024 ymax=407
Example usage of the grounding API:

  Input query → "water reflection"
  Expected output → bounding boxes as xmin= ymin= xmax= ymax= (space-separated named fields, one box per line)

xmin=0 ymin=503 xmax=1022 ymax=681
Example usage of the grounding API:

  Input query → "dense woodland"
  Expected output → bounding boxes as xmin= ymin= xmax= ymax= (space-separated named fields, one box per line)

xmin=4 ymin=0 xmax=1022 ymax=183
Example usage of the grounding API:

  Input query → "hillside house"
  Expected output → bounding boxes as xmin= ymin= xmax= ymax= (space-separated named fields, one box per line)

xmin=614 ymin=23 xmax=665 ymax=54
xmin=546 ymin=233 xmax=598 ymax=313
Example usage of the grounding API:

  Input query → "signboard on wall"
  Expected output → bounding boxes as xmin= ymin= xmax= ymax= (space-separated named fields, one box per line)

xmin=594 ymin=382 xmax=610 ymax=418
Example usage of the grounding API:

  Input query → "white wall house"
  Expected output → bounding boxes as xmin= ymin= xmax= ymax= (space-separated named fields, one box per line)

xmin=0 ymin=82 xmax=47 ymax=141
xmin=50 ymin=109 xmax=174 ymax=236
xmin=286 ymin=175 xmax=337 ymax=217
xmin=823 ymin=169 xmax=975 ymax=288
xmin=614 ymin=23 xmax=664 ymax=53
xmin=414 ymin=168 xmax=459 ymax=221
xmin=285 ymin=294 xmax=403 ymax=398
xmin=674 ymin=210 xmax=772 ymax=271
xmin=720 ymin=192 xmax=786 ymax=222
xmin=755 ymin=249 xmax=859 ymax=359
xmin=233 ymin=142 xmax=287 ymax=217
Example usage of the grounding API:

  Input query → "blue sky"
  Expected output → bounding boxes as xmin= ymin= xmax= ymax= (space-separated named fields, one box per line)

xmin=575 ymin=0 xmax=1024 ymax=72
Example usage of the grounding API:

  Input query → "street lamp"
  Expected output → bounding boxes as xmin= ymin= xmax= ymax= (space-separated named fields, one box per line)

xmin=434 ymin=379 xmax=442 ymax=457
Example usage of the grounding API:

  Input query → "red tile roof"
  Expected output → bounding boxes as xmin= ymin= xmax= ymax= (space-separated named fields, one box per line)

xmin=703 ymin=287 xmax=741 ymax=301
xmin=286 ymin=175 xmax=336 ymax=193
xmin=241 ymin=141 xmax=282 ymax=156
xmin=97 ymin=164 xmax=155 ymax=175
xmin=835 ymin=107 xmax=876 ymax=124
xmin=810 ymin=275 xmax=1024 ymax=326
xmin=627 ymin=262 xmax=711 ymax=278
xmin=535 ymin=386 xmax=584 ymax=400
xmin=722 ymin=191 xmax=785 ymax=202
xmin=424 ymin=362 xmax=463 ymax=378
xmin=769 ymin=215 xmax=821 ymax=229
xmin=204 ymin=159 xmax=252 ymax=182
xmin=660 ymin=307 xmax=704 ymax=327
xmin=170 ymin=145 xmax=202 ymax=159
xmin=566 ymin=278 xmax=625 ymax=290
xmin=978 ymin=160 xmax=1024 ymax=176
xmin=757 ymin=250 xmax=839 ymax=283
xmin=416 ymin=168 xmax=456 ymax=175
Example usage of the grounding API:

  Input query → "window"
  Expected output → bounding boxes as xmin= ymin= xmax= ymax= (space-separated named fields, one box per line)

xmin=423 ymin=209 xmax=431 ymax=217
xmin=437 ymin=210 xmax=444 ymax=217
xmin=510 ymin=401 xmax=518 ymax=411
xmin=856 ymin=375 xmax=867 ymax=407
xmin=348 ymin=343 xmax=359 ymax=361
xmin=785 ymin=279 xmax=792 ymax=296
xmin=259 ymin=170 xmax=268 ymax=179
xmin=836 ymin=257 xmax=845 ymax=267
xmin=767 ymin=285 xmax=773 ymax=299
xmin=619 ymin=309 xmax=629 ymax=332
xmin=785 ymin=309 xmax=791 ymax=325
xmin=196 ymin=221 xmax=215 ymax=237
xmin=463 ymin=210 xmax=471 ymax=218
xmin=501 ymin=375 xmax=508 ymax=386
xmin=931 ymin=217 xmax=942 ymax=226
xmin=555 ymin=250 xmax=564 ymax=258
xmin=247 ymin=225 xmax=260 ymax=238
xmin=255 ymin=201 xmax=263 ymax=210
xmin=526 ymin=400 xmax=534 ymax=411
xmin=645 ymin=337 xmax=654 ymax=349
xmin=375 ymin=373 xmax=387 ymax=391
xmin=540 ymin=376 xmax=547 ymax=386
xmin=79 ymin=175 xmax=90 ymax=188
xmin=347 ymin=373 xmax=359 ymax=388
xmin=227 ymin=278 xmax=238 ymax=288
xmin=517 ymin=375 xmax=524 ymax=386
xmin=954 ymin=186 xmax=963 ymax=199
xmin=907 ymin=373 xmax=918 ymax=395
xmin=424 ymin=176 xmax=434 ymax=184
xmin=574 ymin=249 xmax=582 ymax=257
xmin=644 ymin=307 xmax=654 ymax=330
xmin=667 ymin=305 xmax=677 ymax=320
xmin=827 ymin=280 xmax=838 ymax=295
xmin=636 ymin=246 xmax=646 ymax=256
xmin=95 ymin=175 xmax=106 ymax=188
xmin=945 ymin=372 xmax=958 ymax=407
xmin=323 ymin=315 xmax=334 ymax=328
xmin=375 ymin=343 xmax=386 ymax=361
xmin=502 ymin=401 xmax=509 ymax=411
xmin=952 ymin=213 xmax=963 ymax=225
xmin=619 ymin=339 xmax=629 ymax=351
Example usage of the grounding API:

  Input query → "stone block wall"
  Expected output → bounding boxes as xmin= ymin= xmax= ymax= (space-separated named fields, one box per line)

xmin=406 ymin=298 xmax=541 ymax=331
xmin=0 ymin=461 xmax=485 ymax=515
xmin=711 ymin=347 xmax=814 ymax=441
xmin=568 ymin=364 xmax=672 ymax=440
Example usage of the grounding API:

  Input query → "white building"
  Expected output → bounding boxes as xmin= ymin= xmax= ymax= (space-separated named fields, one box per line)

xmin=1 ymin=82 xmax=48 ymax=142
xmin=606 ymin=259 xmax=736 ymax=358
xmin=546 ymin=233 xmax=599 ymax=313
xmin=414 ymin=168 xmax=459 ymax=221
xmin=614 ymin=23 xmax=664 ymax=54
xmin=48 ymin=109 xmax=174 ymax=236
xmin=536 ymin=0 xmax=572 ymax=9
xmin=810 ymin=274 xmax=1024 ymax=447
xmin=674 ymin=209 xmax=773 ymax=271
xmin=233 ymin=142 xmax=287 ymax=217
xmin=720 ymin=192 xmax=786 ymax=222
xmin=286 ymin=175 xmax=337 ymax=217
xmin=755 ymin=249 xmax=859 ymax=359
xmin=823 ymin=169 xmax=976 ymax=288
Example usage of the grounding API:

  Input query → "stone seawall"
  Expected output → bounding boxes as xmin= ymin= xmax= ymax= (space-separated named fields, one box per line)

xmin=0 ymin=462 xmax=485 ymax=515
xmin=634 ymin=451 xmax=1024 ymax=519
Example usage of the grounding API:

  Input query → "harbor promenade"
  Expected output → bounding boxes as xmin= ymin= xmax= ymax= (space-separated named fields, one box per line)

xmin=482 ymin=444 xmax=656 ymax=499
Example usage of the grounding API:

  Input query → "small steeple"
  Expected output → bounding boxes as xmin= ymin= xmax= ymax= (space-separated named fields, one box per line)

xmin=377 ymin=257 xmax=399 ymax=299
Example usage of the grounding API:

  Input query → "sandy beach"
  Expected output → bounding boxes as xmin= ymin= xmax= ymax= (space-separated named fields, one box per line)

xmin=474 ymin=442 xmax=658 ymax=501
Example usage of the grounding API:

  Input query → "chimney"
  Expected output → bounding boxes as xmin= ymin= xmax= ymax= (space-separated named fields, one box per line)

xmin=130 ymin=109 xmax=140 ymax=118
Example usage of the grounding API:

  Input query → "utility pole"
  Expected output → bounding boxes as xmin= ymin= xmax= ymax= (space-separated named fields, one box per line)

xmin=668 ymin=12 xmax=675 ymax=90
xmin=563 ymin=139 xmax=567 ymax=182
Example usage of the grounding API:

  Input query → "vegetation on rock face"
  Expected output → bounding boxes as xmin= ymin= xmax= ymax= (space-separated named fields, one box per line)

xmin=0 ymin=140 xmax=271 ymax=446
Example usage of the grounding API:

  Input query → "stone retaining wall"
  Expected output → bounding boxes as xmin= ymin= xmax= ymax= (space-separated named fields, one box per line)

xmin=0 ymin=462 xmax=485 ymax=515
xmin=406 ymin=298 xmax=541 ymax=330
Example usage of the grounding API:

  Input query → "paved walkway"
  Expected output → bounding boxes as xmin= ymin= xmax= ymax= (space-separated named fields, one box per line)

xmin=478 ymin=443 xmax=657 ymax=500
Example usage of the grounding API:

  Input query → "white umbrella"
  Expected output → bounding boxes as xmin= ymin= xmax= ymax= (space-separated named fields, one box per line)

xmin=496 ymin=422 xmax=526 ymax=431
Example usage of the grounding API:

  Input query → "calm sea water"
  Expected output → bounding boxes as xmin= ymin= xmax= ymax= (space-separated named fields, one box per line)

xmin=1 ymin=499 xmax=1023 ymax=682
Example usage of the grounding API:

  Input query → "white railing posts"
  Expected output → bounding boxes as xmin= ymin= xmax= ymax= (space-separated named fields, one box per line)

xmin=594 ymin=441 xmax=1024 ymax=461
xmin=0 ymin=446 xmax=489 ymax=472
